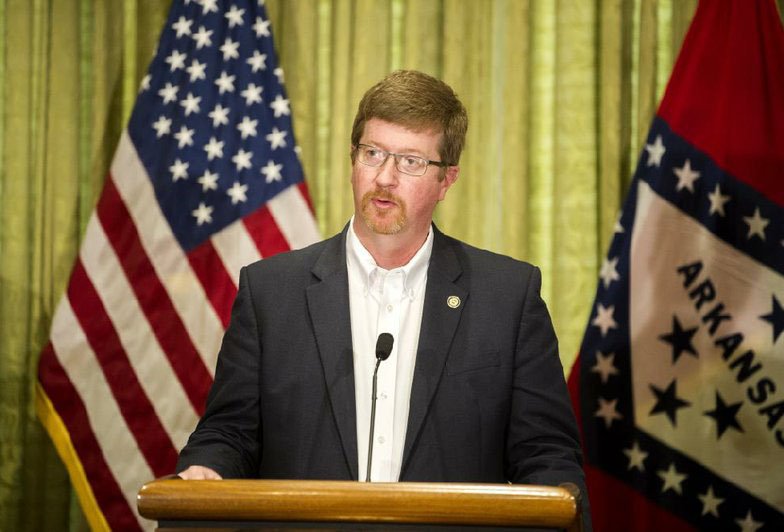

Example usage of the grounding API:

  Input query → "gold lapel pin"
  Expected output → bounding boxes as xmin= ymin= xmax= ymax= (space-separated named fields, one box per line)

xmin=447 ymin=295 xmax=461 ymax=308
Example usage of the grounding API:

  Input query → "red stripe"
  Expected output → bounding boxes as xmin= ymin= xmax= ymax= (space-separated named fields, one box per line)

xmin=98 ymin=176 xmax=212 ymax=414
xmin=68 ymin=259 xmax=178 ymax=477
xmin=243 ymin=203 xmax=291 ymax=257
xmin=38 ymin=343 xmax=142 ymax=532
xmin=187 ymin=239 xmax=237 ymax=327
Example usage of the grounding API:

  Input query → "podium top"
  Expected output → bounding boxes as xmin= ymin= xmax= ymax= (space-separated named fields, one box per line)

xmin=137 ymin=478 xmax=580 ymax=530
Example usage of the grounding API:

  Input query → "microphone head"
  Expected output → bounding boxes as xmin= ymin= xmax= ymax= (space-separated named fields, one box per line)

xmin=375 ymin=333 xmax=394 ymax=361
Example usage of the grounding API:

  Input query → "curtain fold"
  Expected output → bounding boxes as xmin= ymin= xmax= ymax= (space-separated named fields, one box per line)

xmin=9 ymin=0 xmax=767 ymax=528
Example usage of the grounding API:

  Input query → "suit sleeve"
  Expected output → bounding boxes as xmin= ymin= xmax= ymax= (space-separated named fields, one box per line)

xmin=506 ymin=266 xmax=592 ymax=529
xmin=176 ymin=266 xmax=261 ymax=478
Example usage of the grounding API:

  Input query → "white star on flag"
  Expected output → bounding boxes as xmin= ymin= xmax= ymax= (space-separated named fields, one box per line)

xmin=261 ymin=160 xmax=283 ymax=183
xmin=623 ymin=442 xmax=648 ymax=471
xmin=172 ymin=16 xmax=192 ymax=37
xmin=215 ymin=71 xmax=236 ymax=94
xmin=158 ymin=82 xmax=179 ymax=104
xmin=236 ymin=116 xmax=258 ymax=139
xmin=140 ymin=74 xmax=151 ymax=92
xmin=180 ymin=92 xmax=201 ymax=116
xmin=707 ymin=183 xmax=731 ymax=216
xmin=174 ymin=125 xmax=195 ymax=148
xmin=203 ymin=137 xmax=224 ymax=160
xmin=673 ymin=159 xmax=701 ymax=192
xmin=269 ymin=95 xmax=291 ymax=117
xmin=186 ymin=59 xmax=207 ymax=82
xmin=200 ymin=0 xmax=218 ymax=15
xmin=208 ymin=104 xmax=230 ymax=127
xmin=591 ymin=351 xmax=619 ymax=383
xmin=247 ymin=51 xmax=267 ymax=72
xmin=225 ymin=5 xmax=245 ymax=27
xmin=698 ymin=486 xmax=724 ymax=517
xmin=192 ymin=25 xmax=213 ymax=49
xmin=253 ymin=17 xmax=271 ymax=37
xmin=241 ymin=83 xmax=263 ymax=105
xmin=220 ymin=38 xmax=240 ymax=61
xmin=591 ymin=303 xmax=617 ymax=336
xmin=191 ymin=202 xmax=214 ymax=225
xmin=743 ymin=207 xmax=769 ymax=240
xmin=152 ymin=116 xmax=172 ymax=137
xmin=169 ymin=158 xmax=189 ymax=181
xmin=599 ymin=256 xmax=620 ymax=289
xmin=645 ymin=135 xmax=666 ymax=167
xmin=595 ymin=397 xmax=623 ymax=428
xmin=232 ymin=149 xmax=253 ymax=171
xmin=226 ymin=181 xmax=249 ymax=204
xmin=197 ymin=170 xmax=219 ymax=192
xmin=736 ymin=511 xmax=764 ymax=532
xmin=266 ymin=127 xmax=287 ymax=149
xmin=657 ymin=464 xmax=687 ymax=494
xmin=165 ymin=49 xmax=187 ymax=71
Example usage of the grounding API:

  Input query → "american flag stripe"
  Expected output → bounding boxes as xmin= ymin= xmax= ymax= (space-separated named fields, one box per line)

xmin=38 ymin=2 xmax=321 ymax=528
xmin=97 ymin=177 xmax=213 ymax=412
xmin=110 ymin=132 xmax=224 ymax=369
xmin=187 ymin=239 xmax=241 ymax=326
xmin=67 ymin=260 xmax=180 ymax=475
xmin=79 ymin=214 xmax=199 ymax=443
xmin=242 ymin=203 xmax=292 ymax=256
xmin=48 ymin=301 xmax=154 ymax=528
xmin=268 ymin=183 xmax=322 ymax=249
xmin=37 ymin=349 xmax=138 ymax=531
xmin=210 ymin=217 xmax=263 ymax=288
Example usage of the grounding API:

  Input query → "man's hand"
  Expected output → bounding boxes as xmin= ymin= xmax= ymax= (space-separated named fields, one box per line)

xmin=177 ymin=465 xmax=223 ymax=480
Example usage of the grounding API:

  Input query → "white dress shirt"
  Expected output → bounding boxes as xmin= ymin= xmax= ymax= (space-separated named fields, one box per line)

xmin=346 ymin=219 xmax=432 ymax=482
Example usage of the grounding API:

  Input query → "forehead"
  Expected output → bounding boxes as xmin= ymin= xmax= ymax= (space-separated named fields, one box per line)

xmin=360 ymin=118 xmax=443 ymax=155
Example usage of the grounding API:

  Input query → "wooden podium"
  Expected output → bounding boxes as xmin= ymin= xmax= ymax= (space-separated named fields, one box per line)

xmin=137 ymin=478 xmax=583 ymax=531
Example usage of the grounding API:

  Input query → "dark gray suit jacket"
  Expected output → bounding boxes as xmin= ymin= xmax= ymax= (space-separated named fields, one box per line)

xmin=177 ymin=226 xmax=587 ymax=510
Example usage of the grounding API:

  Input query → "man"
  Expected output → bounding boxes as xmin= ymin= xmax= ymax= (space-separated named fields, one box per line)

xmin=177 ymin=70 xmax=588 ymax=524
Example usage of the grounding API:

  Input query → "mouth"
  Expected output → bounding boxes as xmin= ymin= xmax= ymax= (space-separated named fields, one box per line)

xmin=372 ymin=197 xmax=397 ymax=209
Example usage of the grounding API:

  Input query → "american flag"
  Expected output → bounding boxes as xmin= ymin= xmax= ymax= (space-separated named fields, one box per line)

xmin=569 ymin=1 xmax=784 ymax=531
xmin=36 ymin=0 xmax=320 ymax=529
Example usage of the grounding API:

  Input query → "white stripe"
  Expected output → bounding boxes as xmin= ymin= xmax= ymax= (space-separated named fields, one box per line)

xmin=50 ymin=298 xmax=154 ymax=531
xmin=111 ymin=131 xmax=223 ymax=374
xmin=267 ymin=185 xmax=322 ymax=250
xmin=79 ymin=212 xmax=200 ymax=450
xmin=211 ymin=218 xmax=262 ymax=288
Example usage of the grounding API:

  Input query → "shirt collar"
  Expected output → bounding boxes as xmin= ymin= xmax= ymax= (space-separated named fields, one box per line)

xmin=346 ymin=216 xmax=433 ymax=300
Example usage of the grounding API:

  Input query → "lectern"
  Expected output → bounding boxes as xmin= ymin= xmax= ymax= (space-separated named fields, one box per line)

xmin=137 ymin=478 xmax=583 ymax=531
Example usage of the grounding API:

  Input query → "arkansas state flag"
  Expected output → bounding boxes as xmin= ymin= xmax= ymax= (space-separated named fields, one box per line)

xmin=569 ymin=1 xmax=784 ymax=530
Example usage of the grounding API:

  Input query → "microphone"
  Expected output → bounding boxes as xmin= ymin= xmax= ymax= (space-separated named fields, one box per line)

xmin=366 ymin=333 xmax=394 ymax=482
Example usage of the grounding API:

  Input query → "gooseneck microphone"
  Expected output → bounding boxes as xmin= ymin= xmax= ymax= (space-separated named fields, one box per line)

xmin=366 ymin=332 xmax=394 ymax=482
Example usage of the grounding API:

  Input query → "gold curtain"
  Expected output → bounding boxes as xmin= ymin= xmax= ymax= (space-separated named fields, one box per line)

xmin=11 ymin=0 xmax=769 ymax=529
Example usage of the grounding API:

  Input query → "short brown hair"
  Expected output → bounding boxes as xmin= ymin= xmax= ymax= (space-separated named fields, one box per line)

xmin=350 ymin=70 xmax=468 ymax=166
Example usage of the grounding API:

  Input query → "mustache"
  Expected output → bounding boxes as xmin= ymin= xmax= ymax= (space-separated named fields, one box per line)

xmin=363 ymin=189 xmax=402 ymax=204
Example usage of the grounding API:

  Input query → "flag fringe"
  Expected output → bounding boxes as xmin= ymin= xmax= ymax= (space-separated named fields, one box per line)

xmin=35 ymin=382 xmax=111 ymax=532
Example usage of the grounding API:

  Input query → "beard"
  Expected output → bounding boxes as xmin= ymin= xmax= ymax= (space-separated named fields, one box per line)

xmin=359 ymin=189 xmax=407 ymax=235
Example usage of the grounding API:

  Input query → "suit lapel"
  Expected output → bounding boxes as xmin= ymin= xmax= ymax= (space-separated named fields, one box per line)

xmin=306 ymin=229 xmax=359 ymax=480
xmin=401 ymin=229 xmax=466 ymax=475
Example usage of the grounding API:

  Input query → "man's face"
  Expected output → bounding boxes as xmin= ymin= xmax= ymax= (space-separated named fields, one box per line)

xmin=351 ymin=118 xmax=458 ymax=240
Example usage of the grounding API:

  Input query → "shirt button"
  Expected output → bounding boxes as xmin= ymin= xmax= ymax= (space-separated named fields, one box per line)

xmin=380 ymin=392 xmax=388 ymax=400
xmin=386 ymin=304 xmax=393 ymax=312
xmin=378 ymin=436 xmax=386 ymax=444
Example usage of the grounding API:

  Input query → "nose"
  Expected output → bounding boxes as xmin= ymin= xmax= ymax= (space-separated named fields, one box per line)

xmin=374 ymin=156 xmax=398 ymax=187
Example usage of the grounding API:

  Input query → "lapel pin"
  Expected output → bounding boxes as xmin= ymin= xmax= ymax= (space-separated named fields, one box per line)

xmin=447 ymin=295 xmax=461 ymax=308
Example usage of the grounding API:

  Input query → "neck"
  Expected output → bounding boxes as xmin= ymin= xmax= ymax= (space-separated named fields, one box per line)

xmin=352 ymin=219 xmax=430 ymax=270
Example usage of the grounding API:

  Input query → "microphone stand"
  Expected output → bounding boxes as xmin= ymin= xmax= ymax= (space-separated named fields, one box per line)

xmin=365 ymin=357 xmax=383 ymax=483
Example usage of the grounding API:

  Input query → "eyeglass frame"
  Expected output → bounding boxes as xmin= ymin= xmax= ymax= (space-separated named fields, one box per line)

xmin=352 ymin=143 xmax=451 ymax=176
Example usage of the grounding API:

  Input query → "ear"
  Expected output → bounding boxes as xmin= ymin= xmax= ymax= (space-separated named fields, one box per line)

xmin=438 ymin=165 xmax=459 ymax=201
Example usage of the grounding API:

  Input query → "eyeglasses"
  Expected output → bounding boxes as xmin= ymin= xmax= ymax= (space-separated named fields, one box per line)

xmin=353 ymin=144 xmax=449 ymax=177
